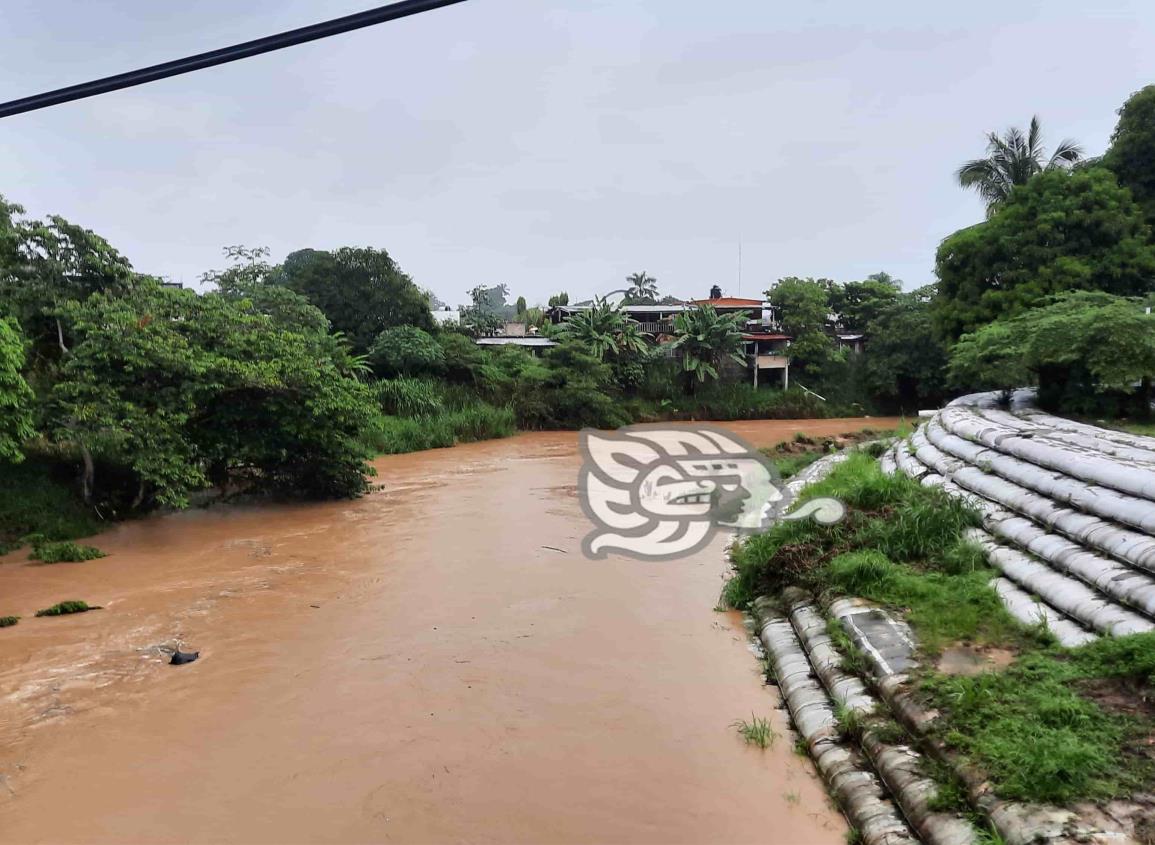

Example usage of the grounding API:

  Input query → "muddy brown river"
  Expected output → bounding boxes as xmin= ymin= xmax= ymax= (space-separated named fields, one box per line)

xmin=0 ymin=419 xmax=894 ymax=844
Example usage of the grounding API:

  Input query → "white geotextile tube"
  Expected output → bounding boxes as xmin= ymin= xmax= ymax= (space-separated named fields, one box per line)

xmin=890 ymin=440 xmax=1148 ymax=637
xmin=914 ymin=425 xmax=1155 ymax=578
xmin=912 ymin=425 xmax=1155 ymax=618
xmin=973 ymin=407 xmax=1155 ymax=467
xmin=939 ymin=406 xmax=1155 ymax=502
xmin=784 ymin=594 xmax=977 ymax=845
xmin=989 ymin=577 xmax=1098 ymax=648
xmin=1021 ymin=408 xmax=1155 ymax=454
xmin=879 ymin=445 xmax=898 ymax=477
xmin=753 ymin=601 xmax=918 ymax=845
xmin=967 ymin=529 xmax=1154 ymax=637
xmin=925 ymin=420 xmax=1155 ymax=536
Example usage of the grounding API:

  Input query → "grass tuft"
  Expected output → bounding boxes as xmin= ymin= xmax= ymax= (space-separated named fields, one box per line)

xmin=0 ymin=615 xmax=19 ymax=628
xmin=732 ymin=714 xmax=779 ymax=749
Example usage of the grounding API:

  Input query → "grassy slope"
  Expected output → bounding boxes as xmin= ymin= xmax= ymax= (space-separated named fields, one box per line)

xmin=727 ymin=452 xmax=1155 ymax=806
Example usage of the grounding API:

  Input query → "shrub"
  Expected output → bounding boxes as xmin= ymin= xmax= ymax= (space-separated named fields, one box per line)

xmin=0 ymin=616 xmax=18 ymax=627
xmin=29 ymin=541 xmax=107 ymax=563
xmin=35 ymin=600 xmax=93 ymax=617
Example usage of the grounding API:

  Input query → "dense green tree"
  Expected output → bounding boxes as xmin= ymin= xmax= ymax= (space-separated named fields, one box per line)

xmin=1103 ymin=85 xmax=1155 ymax=226
xmin=766 ymin=277 xmax=844 ymax=381
xmin=948 ymin=291 xmax=1155 ymax=415
xmin=665 ymin=305 xmax=746 ymax=394
xmin=547 ymin=292 xmax=570 ymax=307
xmin=515 ymin=295 xmax=527 ymax=315
xmin=862 ymin=295 xmax=949 ymax=411
xmin=205 ymin=246 xmax=330 ymax=335
xmin=273 ymin=247 xmax=433 ymax=354
xmin=622 ymin=271 xmax=659 ymax=305
xmin=933 ymin=168 xmax=1155 ymax=340
xmin=51 ymin=282 xmax=376 ymax=509
xmin=0 ymin=211 xmax=139 ymax=359
xmin=830 ymin=276 xmax=901 ymax=331
xmin=0 ymin=316 xmax=35 ymax=463
xmin=957 ymin=116 xmax=1082 ymax=216
xmin=368 ymin=325 xmax=445 ymax=377
xmin=558 ymin=298 xmax=648 ymax=360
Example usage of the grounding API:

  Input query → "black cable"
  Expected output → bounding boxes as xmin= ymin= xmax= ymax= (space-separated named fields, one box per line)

xmin=0 ymin=0 xmax=469 ymax=120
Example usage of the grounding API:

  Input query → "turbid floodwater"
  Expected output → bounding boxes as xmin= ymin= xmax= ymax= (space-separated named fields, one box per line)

xmin=0 ymin=418 xmax=896 ymax=844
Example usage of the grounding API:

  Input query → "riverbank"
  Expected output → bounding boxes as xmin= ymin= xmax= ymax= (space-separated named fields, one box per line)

xmin=0 ymin=419 xmax=896 ymax=844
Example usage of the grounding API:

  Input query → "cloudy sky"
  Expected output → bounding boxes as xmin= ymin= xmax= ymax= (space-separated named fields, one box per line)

xmin=0 ymin=1 xmax=1151 ymax=306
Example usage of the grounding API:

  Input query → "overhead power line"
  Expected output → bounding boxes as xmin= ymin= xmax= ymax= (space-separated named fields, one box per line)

xmin=0 ymin=0 xmax=469 ymax=120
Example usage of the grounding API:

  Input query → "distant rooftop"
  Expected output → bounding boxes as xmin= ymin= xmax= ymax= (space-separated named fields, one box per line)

xmin=690 ymin=297 xmax=764 ymax=308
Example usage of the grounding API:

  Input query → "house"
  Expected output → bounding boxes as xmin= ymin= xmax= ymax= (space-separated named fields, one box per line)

xmin=546 ymin=287 xmax=792 ymax=388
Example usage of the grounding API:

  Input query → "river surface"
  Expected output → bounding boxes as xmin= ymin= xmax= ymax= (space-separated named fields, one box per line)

xmin=0 ymin=418 xmax=895 ymax=844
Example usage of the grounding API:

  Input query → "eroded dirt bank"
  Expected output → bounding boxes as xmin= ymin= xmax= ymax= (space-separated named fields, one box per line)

xmin=0 ymin=418 xmax=894 ymax=844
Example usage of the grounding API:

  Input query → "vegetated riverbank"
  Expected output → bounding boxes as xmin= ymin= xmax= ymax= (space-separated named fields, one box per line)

xmin=725 ymin=451 xmax=1155 ymax=831
xmin=0 ymin=420 xmax=895 ymax=844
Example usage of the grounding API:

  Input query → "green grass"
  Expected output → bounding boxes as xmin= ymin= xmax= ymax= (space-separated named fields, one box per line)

xmin=28 ymin=540 xmax=107 ymax=563
xmin=0 ymin=456 xmax=103 ymax=555
xmin=732 ymin=714 xmax=779 ymax=749
xmin=0 ymin=615 xmax=19 ymax=628
xmin=921 ymin=635 xmax=1155 ymax=804
xmin=362 ymin=402 xmax=517 ymax=455
xmin=34 ymin=600 xmax=94 ymax=617
xmin=759 ymin=427 xmax=898 ymax=480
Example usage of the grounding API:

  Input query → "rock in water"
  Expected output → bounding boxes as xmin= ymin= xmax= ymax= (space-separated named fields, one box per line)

xmin=170 ymin=649 xmax=200 ymax=665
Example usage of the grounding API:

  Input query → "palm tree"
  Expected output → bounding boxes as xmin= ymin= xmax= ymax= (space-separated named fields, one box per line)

xmin=560 ymin=297 xmax=648 ymax=360
xmin=664 ymin=305 xmax=746 ymax=394
xmin=957 ymin=116 xmax=1082 ymax=216
xmin=625 ymin=271 xmax=659 ymax=301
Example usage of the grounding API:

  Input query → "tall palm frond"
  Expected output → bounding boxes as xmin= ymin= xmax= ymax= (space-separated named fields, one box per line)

xmin=956 ymin=115 xmax=1083 ymax=216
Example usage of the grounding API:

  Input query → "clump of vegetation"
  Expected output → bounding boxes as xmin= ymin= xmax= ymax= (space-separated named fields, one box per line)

xmin=28 ymin=540 xmax=107 ymax=563
xmin=732 ymin=714 xmax=779 ymax=749
xmin=0 ymin=615 xmax=19 ymax=627
xmin=922 ymin=634 xmax=1155 ymax=804
xmin=363 ymin=402 xmax=517 ymax=454
xmin=35 ymin=600 xmax=94 ymax=617
xmin=760 ymin=427 xmax=897 ymax=479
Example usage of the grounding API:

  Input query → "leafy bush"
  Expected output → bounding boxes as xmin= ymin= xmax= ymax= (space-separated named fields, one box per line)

xmin=35 ymin=600 xmax=93 ymax=617
xmin=0 ymin=455 xmax=103 ymax=555
xmin=368 ymin=326 xmax=445 ymax=377
xmin=29 ymin=540 xmax=107 ymax=563
xmin=0 ymin=615 xmax=18 ymax=627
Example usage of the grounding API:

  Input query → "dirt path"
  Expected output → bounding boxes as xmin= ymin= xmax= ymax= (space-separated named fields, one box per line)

xmin=0 ymin=418 xmax=894 ymax=844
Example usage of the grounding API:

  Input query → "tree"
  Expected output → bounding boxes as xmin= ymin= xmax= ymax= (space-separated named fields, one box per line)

xmin=558 ymin=298 xmax=648 ymax=360
xmin=272 ymin=247 xmax=433 ymax=354
xmin=460 ymin=284 xmax=505 ymax=336
xmin=862 ymin=296 xmax=949 ymax=411
xmin=205 ymin=246 xmax=330 ymax=336
xmin=830 ymin=276 xmax=901 ymax=331
xmin=548 ymin=292 xmax=569 ymax=307
xmin=665 ymin=305 xmax=746 ymax=394
xmin=0 ymin=211 xmax=139 ymax=360
xmin=933 ymin=168 xmax=1155 ymax=340
xmin=50 ymin=282 xmax=377 ymax=509
xmin=957 ymin=116 xmax=1082 ymax=216
xmin=515 ymin=295 xmax=527 ymax=316
xmin=368 ymin=325 xmax=445 ymax=377
xmin=0 ymin=316 xmax=35 ymax=463
xmin=948 ymin=291 xmax=1155 ymax=415
xmin=766 ymin=277 xmax=844 ymax=380
xmin=624 ymin=271 xmax=658 ymax=304
xmin=1103 ymin=85 xmax=1155 ymax=226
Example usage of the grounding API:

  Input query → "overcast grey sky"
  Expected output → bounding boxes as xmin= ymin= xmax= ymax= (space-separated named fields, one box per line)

xmin=1 ymin=1 xmax=1151 ymax=306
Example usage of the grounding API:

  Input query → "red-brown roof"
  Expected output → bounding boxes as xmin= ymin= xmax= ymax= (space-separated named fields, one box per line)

xmin=690 ymin=297 xmax=764 ymax=307
xmin=742 ymin=332 xmax=790 ymax=341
